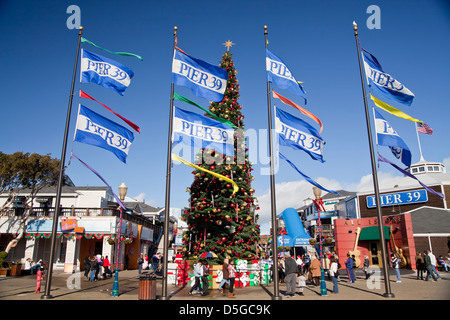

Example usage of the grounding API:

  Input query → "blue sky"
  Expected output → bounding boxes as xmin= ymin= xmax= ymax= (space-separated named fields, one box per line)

xmin=1 ymin=1 xmax=449 ymax=233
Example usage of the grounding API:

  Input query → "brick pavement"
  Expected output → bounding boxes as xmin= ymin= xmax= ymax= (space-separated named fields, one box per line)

xmin=0 ymin=268 xmax=449 ymax=301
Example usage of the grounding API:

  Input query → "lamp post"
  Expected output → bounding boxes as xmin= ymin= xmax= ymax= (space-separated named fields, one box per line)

xmin=312 ymin=187 xmax=328 ymax=297
xmin=112 ymin=182 xmax=127 ymax=297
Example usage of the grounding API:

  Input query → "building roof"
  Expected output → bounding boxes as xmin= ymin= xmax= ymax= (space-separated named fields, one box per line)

xmin=408 ymin=206 xmax=450 ymax=234
xmin=322 ymin=190 xmax=356 ymax=200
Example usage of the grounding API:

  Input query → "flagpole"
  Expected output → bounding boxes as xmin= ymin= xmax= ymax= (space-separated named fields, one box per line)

xmin=353 ymin=22 xmax=394 ymax=298
xmin=41 ymin=26 xmax=83 ymax=299
xmin=264 ymin=25 xmax=282 ymax=300
xmin=160 ymin=26 xmax=178 ymax=300
xmin=415 ymin=122 xmax=425 ymax=162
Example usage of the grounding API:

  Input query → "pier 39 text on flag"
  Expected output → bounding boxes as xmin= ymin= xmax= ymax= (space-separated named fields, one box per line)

xmin=74 ymin=105 xmax=134 ymax=163
xmin=172 ymin=107 xmax=235 ymax=157
xmin=374 ymin=109 xmax=411 ymax=167
xmin=275 ymin=107 xmax=325 ymax=162
xmin=266 ymin=49 xmax=307 ymax=104
xmin=362 ymin=48 xmax=414 ymax=106
xmin=172 ymin=49 xmax=228 ymax=102
xmin=81 ymin=49 xmax=134 ymax=96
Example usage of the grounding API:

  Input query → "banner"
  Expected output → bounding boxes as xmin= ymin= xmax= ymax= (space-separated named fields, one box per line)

xmin=273 ymin=90 xmax=322 ymax=134
xmin=172 ymin=49 xmax=227 ymax=102
xmin=70 ymin=152 xmax=127 ymax=210
xmin=80 ymin=90 xmax=141 ymax=133
xmin=275 ymin=107 xmax=325 ymax=162
xmin=279 ymin=153 xmax=340 ymax=196
xmin=174 ymin=92 xmax=237 ymax=129
xmin=172 ymin=154 xmax=238 ymax=194
xmin=378 ymin=153 xmax=444 ymax=199
xmin=374 ymin=109 xmax=411 ymax=167
xmin=266 ymin=49 xmax=307 ymax=104
xmin=173 ymin=107 xmax=235 ymax=157
xmin=81 ymin=49 xmax=134 ymax=95
xmin=74 ymin=105 xmax=134 ymax=163
xmin=370 ymin=94 xmax=421 ymax=124
xmin=362 ymin=48 xmax=414 ymax=106
xmin=81 ymin=37 xmax=143 ymax=61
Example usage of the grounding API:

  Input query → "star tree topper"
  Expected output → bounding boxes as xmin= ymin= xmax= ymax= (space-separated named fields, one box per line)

xmin=223 ymin=40 xmax=235 ymax=51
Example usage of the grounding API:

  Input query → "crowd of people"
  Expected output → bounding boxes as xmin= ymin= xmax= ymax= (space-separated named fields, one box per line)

xmin=137 ymin=252 xmax=163 ymax=275
xmin=415 ymin=250 xmax=449 ymax=281
xmin=83 ymin=255 xmax=113 ymax=282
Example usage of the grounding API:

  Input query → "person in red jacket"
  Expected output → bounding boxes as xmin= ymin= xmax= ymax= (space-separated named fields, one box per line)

xmin=102 ymin=256 xmax=113 ymax=278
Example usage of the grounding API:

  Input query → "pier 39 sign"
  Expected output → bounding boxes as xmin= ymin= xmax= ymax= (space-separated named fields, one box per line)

xmin=366 ymin=189 xmax=428 ymax=208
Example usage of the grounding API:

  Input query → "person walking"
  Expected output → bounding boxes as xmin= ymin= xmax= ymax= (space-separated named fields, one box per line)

xmin=89 ymin=257 xmax=97 ymax=282
xmin=83 ymin=256 xmax=90 ymax=280
xmin=345 ymin=253 xmax=355 ymax=283
xmin=329 ymin=256 xmax=339 ymax=294
xmin=283 ymin=252 xmax=297 ymax=298
xmin=201 ymin=261 xmax=210 ymax=295
xmin=309 ymin=255 xmax=321 ymax=286
xmin=425 ymin=250 xmax=439 ymax=281
xmin=416 ymin=252 xmax=425 ymax=280
xmin=227 ymin=259 xmax=236 ymax=298
xmin=218 ymin=258 xmax=230 ymax=295
xmin=102 ymin=255 xmax=112 ymax=278
xmin=429 ymin=250 xmax=441 ymax=279
xmin=391 ymin=253 xmax=401 ymax=283
xmin=138 ymin=253 xmax=144 ymax=275
xmin=189 ymin=260 xmax=204 ymax=296
xmin=35 ymin=265 xmax=45 ymax=293
xmin=363 ymin=255 xmax=370 ymax=279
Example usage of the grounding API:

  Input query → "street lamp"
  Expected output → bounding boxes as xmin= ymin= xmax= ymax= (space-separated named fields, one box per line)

xmin=312 ymin=187 xmax=328 ymax=297
xmin=112 ymin=182 xmax=127 ymax=297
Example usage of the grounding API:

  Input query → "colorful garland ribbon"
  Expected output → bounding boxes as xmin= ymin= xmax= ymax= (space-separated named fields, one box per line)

xmin=172 ymin=153 xmax=239 ymax=194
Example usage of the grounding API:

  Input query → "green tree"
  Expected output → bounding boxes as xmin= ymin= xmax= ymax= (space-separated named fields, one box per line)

xmin=181 ymin=51 xmax=260 ymax=263
xmin=0 ymin=152 xmax=60 ymax=254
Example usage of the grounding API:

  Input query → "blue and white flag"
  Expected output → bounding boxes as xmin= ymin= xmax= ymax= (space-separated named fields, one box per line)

xmin=74 ymin=105 xmax=134 ymax=163
xmin=172 ymin=107 xmax=235 ymax=156
xmin=362 ymin=49 xmax=414 ymax=106
xmin=172 ymin=50 xmax=228 ymax=102
xmin=275 ymin=107 xmax=325 ymax=162
xmin=81 ymin=49 xmax=134 ymax=96
xmin=266 ymin=49 xmax=307 ymax=104
xmin=374 ymin=109 xmax=411 ymax=167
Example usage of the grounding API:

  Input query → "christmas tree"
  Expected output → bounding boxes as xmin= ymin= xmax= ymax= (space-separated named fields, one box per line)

xmin=181 ymin=49 xmax=260 ymax=264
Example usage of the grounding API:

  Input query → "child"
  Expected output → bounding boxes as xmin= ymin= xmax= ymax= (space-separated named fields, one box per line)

xmin=297 ymin=271 xmax=306 ymax=296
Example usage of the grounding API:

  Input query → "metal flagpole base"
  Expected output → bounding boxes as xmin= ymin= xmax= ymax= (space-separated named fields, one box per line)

xmin=111 ymin=268 xmax=120 ymax=297
xmin=271 ymin=295 xmax=282 ymax=300
xmin=382 ymin=292 xmax=395 ymax=298
xmin=159 ymin=296 xmax=171 ymax=300
xmin=40 ymin=294 xmax=54 ymax=299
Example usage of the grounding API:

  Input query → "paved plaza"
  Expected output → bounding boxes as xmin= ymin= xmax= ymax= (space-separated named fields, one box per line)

xmin=0 ymin=268 xmax=448 ymax=301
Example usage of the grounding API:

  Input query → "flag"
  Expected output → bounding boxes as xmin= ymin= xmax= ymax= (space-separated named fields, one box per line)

xmin=172 ymin=154 xmax=238 ymax=194
xmin=374 ymin=109 xmax=411 ymax=167
xmin=81 ymin=49 xmax=134 ymax=96
xmin=173 ymin=107 xmax=235 ymax=157
xmin=81 ymin=37 xmax=143 ymax=61
xmin=417 ymin=122 xmax=433 ymax=135
xmin=172 ymin=49 xmax=228 ymax=102
xmin=70 ymin=152 xmax=127 ymax=210
xmin=266 ymin=49 xmax=307 ymax=104
xmin=275 ymin=107 xmax=325 ymax=162
xmin=279 ymin=153 xmax=340 ymax=196
xmin=80 ymin=90 xmax=141 ymax=133
xmin=273 ymin=90 xmax=322 ymax=134
xmin=74 ymin=105 xmax=134 ymax=163
xmin=370 ymin=94 xmax=421 ymax=124
xmin=362 ymin=48 xmax=414 ymax=106
xmin=174 ymin=92 xmax=237 ymax=129
xmin=378 ymin=153 xmax=444 ymax=199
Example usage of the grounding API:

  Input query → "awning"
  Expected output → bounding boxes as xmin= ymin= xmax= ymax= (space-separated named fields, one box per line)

xmin=359 ymin=226 xmax=390 ymax=241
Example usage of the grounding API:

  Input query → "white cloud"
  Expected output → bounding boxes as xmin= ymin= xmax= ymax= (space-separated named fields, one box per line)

xmin=443 ymin=156 xmax=450 ymax=170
